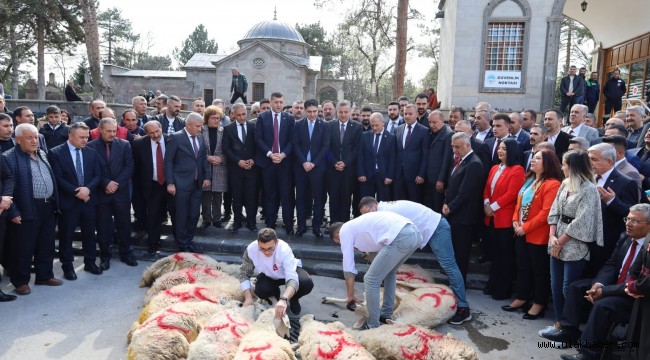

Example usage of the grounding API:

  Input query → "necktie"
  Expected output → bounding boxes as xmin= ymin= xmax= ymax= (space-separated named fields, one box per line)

xmin=390 ymin=122 xmax=397 ymax=134
xmin=569 ymin=129 xmax=574 ymax=135
xmin=272 ymin=113 xmax=280 ymax=153
xmin=340 ymin=122 xmax=346 ymax=143
xmin=308 ymin=121 xmax=314 ymax=140
xmin=452 ymin=155 xmax=461 ymax=174
xmin=192 ymin=136 xmax=199 ymax=180
xmin=492 ymin=139 xmax=502 ymax=164
xmin=596 ymin=174 xmax=602 ymax=183
xmin=617 ymin=240 xmax=639 ymax=284
xmin=105 ymin=142 xmax=111 ymax=161
xmin=156 ymin=141 xmax=165 ymax=185
xmin=307 ymin=121 xmax=314 ymax=162
xmin=405 ymin=125 xmax=412 ymax=147
xmin=373 ymin=133 xmax=380 ymax=154
xmin=240 ymin=123 xmax=246 ymax=142
xmin=75 ymin=148 xmax=84 ymax=186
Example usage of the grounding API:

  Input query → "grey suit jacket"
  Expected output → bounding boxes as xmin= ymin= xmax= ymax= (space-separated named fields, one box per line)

xmin=164 ymin=129 xmax=210 ymax=190
xmin=616 ymin=158 xmax=642 ymax=191
xmin=562 ymin=125 xmax=599 ymax=143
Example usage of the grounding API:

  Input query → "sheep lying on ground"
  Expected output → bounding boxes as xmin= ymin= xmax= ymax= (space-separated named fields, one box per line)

xmin=296 ymin=315 xmax=375 ymax=360
xmin=140 ymin=253 xmax=224 ymax=287
xmin=137 ymin=280 xmax=244 ymax=326
xmin=127 ymin=301 xmax=227 ymax=360
xmin=187 ymin=302 xmax=267 ymax=360
xmin=322 ymin=283 xmax=456 ymax=329
xmin=395 ymin=264 xmax=435 ymax=284
xmin=353 ymin=323 xmax=478 ymax=360
xmin=233 ymin=308 xmax=296 ymax=360
xmin=145 ymin=267 xmax=234 ymax=303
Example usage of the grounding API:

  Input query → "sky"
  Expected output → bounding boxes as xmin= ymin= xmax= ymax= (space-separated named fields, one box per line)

xmin=41 ymin=0 xmax=438 ymax=87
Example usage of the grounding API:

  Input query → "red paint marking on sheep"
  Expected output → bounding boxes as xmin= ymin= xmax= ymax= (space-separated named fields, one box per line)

xmin=396 ymin=271 xmax=428 ymax=283
xmin=435 ymin=287 xmax=457 ymax=310
xmin=140 ymin=308 xmax=194 ymax=334
xmin=317 ymin=329 xmax=343 ymax=336
xmin=393 ymin=325 xmax=418 ymax=337
xmin=185 ymin=268 xmax=197 ymax=283
xmin=203 ymin=314 xmax=249 ymax=339
xmin=242 ymin=343 xmax=272 ymax=352
xmin=417 ymin=292 xmax=441 ymax=307
xmin=204 ymin=268 xmax=222 ymax=278
xmin=192 ymin=253 xmax=205 ymax=260
xmin=398 ymin=327 xmax=445 ymax=359
xmin=316 ymin=329 xmax=361 ymax=359
xmin=163 ymin=286 xmax=216 ymax=303
xmin=172 ymin=253 xmax=184 ymax=262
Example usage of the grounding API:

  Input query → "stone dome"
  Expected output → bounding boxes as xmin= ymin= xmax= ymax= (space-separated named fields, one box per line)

xmin=240 ymin=20 xmax=306 ymax=44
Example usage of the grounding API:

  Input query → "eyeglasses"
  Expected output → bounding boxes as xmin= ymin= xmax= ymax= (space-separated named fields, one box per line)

xmin=258 ymin=246 xmax=275 ymax=253
xmin=624 ymin=217 xmax=647 ymax=225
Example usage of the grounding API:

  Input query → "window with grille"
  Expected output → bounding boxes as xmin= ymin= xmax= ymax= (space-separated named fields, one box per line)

xmin=485 ymin=22 xmax=524 ymax=71
xmin=252 ymin=83 xmax=265 ymax=101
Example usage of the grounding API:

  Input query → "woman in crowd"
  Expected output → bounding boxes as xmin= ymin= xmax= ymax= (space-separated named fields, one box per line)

xmin=505 ymin=149 xmax=562 ymax=319
xmin=200 ymin=105 xmax=228 ymax=228
xmin=482 ymin=138 xmax=525 ymax=300
xmin=539 ymin=150 xmax=603 ymax=337
xmin=60 ymin=109 xmax=71 ymax=124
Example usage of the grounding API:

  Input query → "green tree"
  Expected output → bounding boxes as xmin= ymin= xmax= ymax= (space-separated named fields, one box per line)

xmin=98 ymin=7 xmax=139 ymax=65
xmin=174 ymin=25 xmax=218 ymax=67
xmin=295 ymin=22 xmax=341 ymax=78
xmin=73 ymin=56 xmax=89 ymax=86
xmin=132 ymin=55 xmax=172 ymax=70
xmin=0 ymin=0 xmax=37 ymax=97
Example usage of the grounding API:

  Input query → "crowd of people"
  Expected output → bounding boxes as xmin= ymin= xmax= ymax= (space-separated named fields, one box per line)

xmin=1 ymin=85 xmax=650 ymax=358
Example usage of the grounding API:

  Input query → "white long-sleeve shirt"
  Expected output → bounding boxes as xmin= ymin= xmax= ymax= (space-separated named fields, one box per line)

xmin=239 ymin=239 xmax=301 ymax=291
xmin=377 ymin=200 xmax=440 ymax=249
xmin=339 ymin=211 xmax=413 ymax=275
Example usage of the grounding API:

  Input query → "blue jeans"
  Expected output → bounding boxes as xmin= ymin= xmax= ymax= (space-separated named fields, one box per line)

xmin=550 ymin=257 xmax=586 ymax=322
xmin=427 ymin=218 xmax=468 ymax=308
xmin=364 ymin=223 xmax=421 ymax=328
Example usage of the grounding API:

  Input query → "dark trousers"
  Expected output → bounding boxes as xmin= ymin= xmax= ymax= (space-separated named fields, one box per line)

xmin=230 ymin=92 xmax=247 ymax=105
xmin=424 ymin=182 xmax=445 ymax=213
xmin=351 ymin=178 xmax=361 ymax=218
xmin=327 ymin=169 xmax=354 ymax=223
xmin=0 ymin=216 xmax=5 ymax=282
xmin=514 ymin=236 xmax=550 ymax=305
xmin=586 ymin=99 xmax=598 ymax=114
xmin=450 ymin=221 xmax=479 ymax=283
xmin=561 ymin=95 xmax=582 ymax=116
xmin=359 ymin=174 xmax=391 ymax=202
xmin=229 ymin=167 xmax=258 ymax=227
xmin=146 ymin=181 xmax=173 ymax=248
xmin=485 ymin=223 xmax=515 ymax=299
xmin=9 ymin=201 xmax=56 ymax=287
xmin=96 ymin=198 xmax=132 ymax=260
xmin=393 ymin=170 xmax=423 ymax=204
xmin=59 ymin=201 xmax=97 ymax=270
xmin=261 ymin=164 xmax=294 ymax=229
xmin=295 ymin=168 xmax=326 ymax=230
xmin=604 ymin=98 xmax=623 ymax=116
xmin=254 ymin=267 xmax=314 ymax=301
xmin=174 ymin=183 xmax=202 ymax=249
xmin=222 ymin=190 xmax=232 ymax=217
xmin=131 ymin=183 xmax=146 ymax=231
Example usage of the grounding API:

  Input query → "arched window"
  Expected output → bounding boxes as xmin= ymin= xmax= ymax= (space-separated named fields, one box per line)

xmin=480 ymin=0 xmax=531 ymax=93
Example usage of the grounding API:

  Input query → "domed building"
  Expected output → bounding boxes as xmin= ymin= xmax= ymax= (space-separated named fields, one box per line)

xmin=102 ymin=16 xmax=343 ymax=106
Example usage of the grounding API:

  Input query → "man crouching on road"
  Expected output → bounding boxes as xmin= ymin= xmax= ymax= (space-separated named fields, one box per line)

xmin=240 ymin=228 xmax=314 ymax=319
xmin=330 ymin=212 xmax=421 ymax=329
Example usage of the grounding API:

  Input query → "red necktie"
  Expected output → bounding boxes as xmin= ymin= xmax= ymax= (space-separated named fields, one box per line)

xmin=272 ymin=113 xmax=280 ymax=153
xmin=156 ymin=141 xmax=165 ymax=185
xmin=617 ymin=240 xmax=638 ymax=284
xmin=452 ymin=155 xmax=461 ymax=174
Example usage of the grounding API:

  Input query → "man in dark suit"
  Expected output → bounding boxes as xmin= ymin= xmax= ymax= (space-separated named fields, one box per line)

xmin=426 ymin=111 xmax=453 ymax=212
xmin=87 ymin=118 xmax=136 ymax=270
xmin=358 ymin=113 xmax=396 ymax=202
xmin=165 ymin=113 xmax=211 ymax=253
xmin=559 ymin=65 xmax=586 ymax=116
xmin=155 ymin=95 xmax=186 ymax=135
xmin=385 ymin=101 xmax=403 ymax=135
xmin=473 ymin=109 xmax=494 ymax=142
xmin=0 ymin=147 xmax=13 ymax=301
xmin=414 ymin=93 xmax=430 ymax=126
xmin=83 ymin=100 xmax=106 ymax=130
xmin=326 ymin=100 xmax=362 ymax=223
xmin=293 ymin=99 xmax=330 ymax=238
xmin=132 ymin=120 xmax=173 ymax=254
xmin=522 ymin=125 xmax=550 ymax=171
xmin=586 ymin=143 xmax=639 ymax=277
xmin=544 ymin=108 xmax=573 ymax=160
xmin=443 ymin=132 xmax=484 ymax=282
xmin=48 ymin=122 xmax=102 ymax=280
xmin=509 ymin=112 xmax=531 ymax=154
xmin=39 ymin=106 xmax=69 ymax=150
xmin=254 ymin=91 xmax=295 ymax=233
xmin=393 ymin=104 xmax=429 ymax=203
xmin=12 ymin=106 xmax=48 ymax=152
xmin=5 ymin=124 xmax=61 ymax=296
xmin=484 ymin=114 xmax=515 ymax=166
xmin=542 ymin=205 xmax=650 ymax=360
xmin=223 ymin=103 xmax=258 ymax=233
xmin=455 ymin=120 xmax=491 ymax=181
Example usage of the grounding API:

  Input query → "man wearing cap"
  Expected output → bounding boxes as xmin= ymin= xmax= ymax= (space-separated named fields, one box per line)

xmin=230 ymin=68 xmax=248 ymax=104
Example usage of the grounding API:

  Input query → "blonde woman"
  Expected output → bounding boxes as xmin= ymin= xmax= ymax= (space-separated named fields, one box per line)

xmin=200 ymin=105 xmax=228 ymax=228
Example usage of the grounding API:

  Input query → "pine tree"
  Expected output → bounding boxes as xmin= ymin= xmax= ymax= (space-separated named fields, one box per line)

xmin=173 ymin=25 xmax=218 ymax=67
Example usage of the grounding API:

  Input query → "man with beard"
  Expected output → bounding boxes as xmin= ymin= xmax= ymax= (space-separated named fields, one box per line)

xmin=414 ymin=93 xmax=430 ymax=126
xmin=350 ymin=107 xmax=361 ymax=122
xmin=385 ymin=101 xmax=403 ymax=135
xmin=83 ymin=100 xmax=106 ymax=130
xmin=448 ymin=107 xmax=464 ymax=129
xmin=155 ymin=95 xmax=185 ymax=135
xmin=322 ymin=101 xmax=335 ymax=122
xmin=291 ymin=101 xmax=305 ymax=121
xmin=360 ymin=107 xmax=372 ymax=132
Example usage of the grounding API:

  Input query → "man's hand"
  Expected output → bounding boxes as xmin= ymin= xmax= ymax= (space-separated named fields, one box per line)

xmin=435 ymin=181 xmax=444 ymax=193
xmin=207 ymin=155 xmax=221 ymax=165
xmin=202 ymin=180 xmax=211 ymax=189
xmin=442 ymin=204 xmax=450 ymax=216
xmin=238 ymin=160 xmax=249 ymax=169
xmin=303 ymin=162 xmax=315 ymax=172
xmin=484 ymin=204 xmax=495 ymax=217
xmin=335 ymin=161 xmax=346 ymax=171
xmin=358 ymin=176 xmax=366 ymax=183
xmin=105 ymin=181 xmax=119 ymax=194
xmin=625 ymin=285 xmax=645 ymax=299
xmin=275 ymin=299 xmax=287 ymax=319
xmin=11 ymin=216 xmax=21 ymax=224
xmin=584 ymin=285 xmax=603 ymax=304
xmin=0 ymin=196 xmax=12 ymax=210
xmin=243 ymin=297 xmax=254 ymax=307
xmin=132 ymin=134 xmax=142 ymax=140
xmin=384 ymin=178 xmax=393 ymax=185
xmin=167 ymin=183 xmax=176 ymax=196
xmin=597 ymin=186 xmax=616 ymax=203
xmin=243 ymin=92 xmax=247 ymax=97
xmin=75 ymin=187 xmax=90 ymax=201
xmin=415 ymin=176 xmax=424 ymax=185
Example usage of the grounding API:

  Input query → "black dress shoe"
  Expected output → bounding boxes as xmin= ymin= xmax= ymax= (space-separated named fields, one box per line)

xmin=201 ymin=222 xmax=211 ymax=229
xmin=0 ymin=290 xmax=17 ymax=302
xmin=64 ymin=269 xmax=78 ymax=281
xmin=296 ymin=228 xmax=307 ymax=236
xmin=246 ymin=224 xmax=258 ymax=232
xmin=100 ymin=259 xmax=111 ymax=271
xmin=220 ymin=214 xmax=231 ymax=223
xmin=501 ymin=302 xmax=531 ymax=312
xmin=522 ymin=309 xmax=545 ymax=320
xmin=213 ymin=221 xmax=222 ymax=228
xmin=286 ymin=228 xmax=294 ymax=235
xmin=185 ymin=244 xmax=204 ymax=254
xmin=229 ymin=225 xmax=241 ymax=233
xmin=543 ymin=328 xmax=580 ymax=342
xmin=477 ymin=256 xmax=490 ymax=264
xmin=84 ymin=263 xmax=103 ymax=275
xmin=313 ymin=230 xmax=324 ymax=239
xmin=120 ymin=256 xmax=138 ymax=267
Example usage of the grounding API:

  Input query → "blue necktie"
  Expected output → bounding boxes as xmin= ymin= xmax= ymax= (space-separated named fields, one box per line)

xmin=307 ymin=121 xmax=314 ymax=162
xmin=373 ymin=133 xmax=380 ymax=169
xmin=75 ymin=148 xmax=84 ymax=186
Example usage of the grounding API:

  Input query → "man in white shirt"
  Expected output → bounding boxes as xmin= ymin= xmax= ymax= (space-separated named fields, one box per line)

xmin=358 ymin=196 xmax=472 ymax=325
xmin=239 ymin=228 xmax=313 ymax=318
xmin=561 ymin=104 xmax=599 ymax=143
xmin=329 ymin=212 xmax=421 ymax=328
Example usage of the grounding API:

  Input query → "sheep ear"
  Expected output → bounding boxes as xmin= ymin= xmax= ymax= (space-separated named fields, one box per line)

xmin=352 ymin=317 xmax=367 ymax=329
xmin=386 ymin=318 xmax=397 ymax=325
xmin=274 ymin=315 xmax=291 ymax=339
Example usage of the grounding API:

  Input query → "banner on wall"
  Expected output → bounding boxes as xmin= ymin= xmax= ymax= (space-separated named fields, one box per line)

xmin=484 ymin=71 xmax=521 ymax=89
